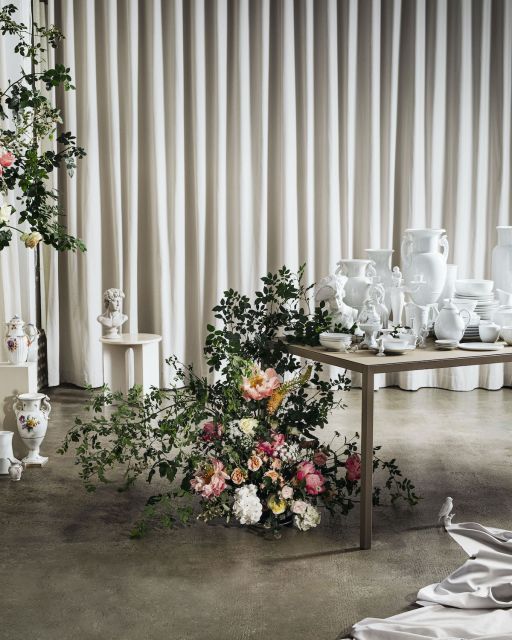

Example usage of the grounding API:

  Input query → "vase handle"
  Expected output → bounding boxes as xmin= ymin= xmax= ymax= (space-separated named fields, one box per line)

xmin=460 ymin=309 xmax=471 ymax=330
xmin=41 ymin=395 xmax=51 ymax=418
xmin=365 ymin=260 xmax=377 ymax=280
xmin=335 ymin=261 xmax=347 ymax=277
xmin=439 ymin=234 xmax=449 ymax=263
xmin=12 ymin=397 xmax=22 ymax=415
xmin=401 ymin=236 xmax=413 ymax=269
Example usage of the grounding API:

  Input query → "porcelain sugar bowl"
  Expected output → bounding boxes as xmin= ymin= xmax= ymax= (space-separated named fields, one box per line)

xmin=14 ymin=393 xmax=51 ymax=465
xmin=434 ymin=299 xmax=470 ymax=342
xmin=4 ymin=314 xmax=35 ymax=364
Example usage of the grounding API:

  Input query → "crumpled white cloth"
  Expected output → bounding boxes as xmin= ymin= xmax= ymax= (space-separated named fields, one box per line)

xmin=350 ymin=521 xmax=512 ymax=639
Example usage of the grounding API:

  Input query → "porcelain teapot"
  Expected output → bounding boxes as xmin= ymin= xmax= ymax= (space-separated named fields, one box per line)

xmin=434 ymin=299 xmax=470 ymax=342
xmin=4 ymin=315 xmax=36 ymax=365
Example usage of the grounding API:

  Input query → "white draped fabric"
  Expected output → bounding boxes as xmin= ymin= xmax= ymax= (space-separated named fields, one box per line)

xmin=350 ymin=520 xmax=512 ymax=639
xmin=5 ymin=0 xmax=512 ymax=388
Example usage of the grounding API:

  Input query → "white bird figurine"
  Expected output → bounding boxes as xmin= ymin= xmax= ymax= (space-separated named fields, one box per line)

xmin=438 ymin=497 xmax=453 ymax=523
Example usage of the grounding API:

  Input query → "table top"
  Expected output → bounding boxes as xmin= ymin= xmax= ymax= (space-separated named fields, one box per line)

xmin=100 ymin=333 xmax=162 ymax=345
xmin=286 ymin=340 xmax=512 ymax=374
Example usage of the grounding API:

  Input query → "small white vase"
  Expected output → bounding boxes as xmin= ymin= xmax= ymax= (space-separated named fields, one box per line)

xmin=401 ymin=229 xmax=449 ymax=305
xmin=492 ymin=226 xmax=512 ymax=293
xmin=14 ymin=393 xmax=51 ymax=466
xmin=438 ymin=264 xmax=458 ymax=310
xmin=336 ymin=259 xmax=373 ymax=311
xmin=0 ymin=431 xmax=19 ymax=474
xmin=366 ymin=249 xmax=393 ymax=309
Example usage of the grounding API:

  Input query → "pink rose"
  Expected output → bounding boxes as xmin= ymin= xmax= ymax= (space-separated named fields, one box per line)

xmin=257 ymin=441 xmax=274 ymax=456
xmin=241 ymin=364 xmax=281 ymax=401
xmin=272 ymin=433 xmax=285 ymax=450
xmin=201 ymin=420 xmax=222 ymax=442
xmin=0 ymin=151 xmax=15 ymax=168
xmin=281 ymin=485 xmax=293 ymax=500
xmin=296 ymin=461 xmax=315 ymax=481
xmin=291 ymin=500 xmax=307 ymax=515
xmin=313 ymin=450 xmax=328 ymax=467
xmin=345 ymin=453 xmax=361 ymax=482
xmin=305 ymin=472 xmax=325 ymax=495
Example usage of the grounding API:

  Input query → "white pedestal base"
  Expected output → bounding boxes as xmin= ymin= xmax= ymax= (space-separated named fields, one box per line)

xmin=100 ymin=334 xmax=162 ymax=395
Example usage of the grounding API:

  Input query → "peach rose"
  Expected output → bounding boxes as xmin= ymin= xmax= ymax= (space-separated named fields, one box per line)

xmin=247 ymin=455 xmax=263 ymax=471
xmin=231 ymin=468 xmax=245 ymax=485
xmin=264 ymin=470 xmax=280 ymax=483
xmin=21 ymin=231 xmax=42 ymax=248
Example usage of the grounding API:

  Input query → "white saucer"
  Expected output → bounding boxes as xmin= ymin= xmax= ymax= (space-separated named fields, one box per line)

xmin=458 ymin=342 xmax=505 ymax=351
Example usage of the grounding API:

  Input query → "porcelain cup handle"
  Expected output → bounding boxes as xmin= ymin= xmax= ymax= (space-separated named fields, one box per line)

xmin=460 ymin=309 xmax=470 ymax=330
xmin=401 ymin=237 xmax=413 ymax=269
xmin=439 ymin=234 xmax=449 ymax=263
xmin=12 ymin=397 xmax=22 ymax=414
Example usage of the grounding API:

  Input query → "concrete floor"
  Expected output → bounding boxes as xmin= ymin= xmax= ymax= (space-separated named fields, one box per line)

xmin=1 ymin=385 xmax=511 ymax=640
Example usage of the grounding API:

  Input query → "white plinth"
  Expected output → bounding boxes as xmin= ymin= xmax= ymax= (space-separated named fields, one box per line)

xmin=100 ymin=333 xmax=162 ymax=395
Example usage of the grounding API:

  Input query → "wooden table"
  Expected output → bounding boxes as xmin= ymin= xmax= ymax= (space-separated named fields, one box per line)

xmin=286 ymin=341 xmax=512 ymax=550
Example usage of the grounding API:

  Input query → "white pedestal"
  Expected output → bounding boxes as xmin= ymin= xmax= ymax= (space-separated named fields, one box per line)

xmin=0 ymin=362 xmax=38 ymax=470
xmin=100 ymin=333 xmax=162 ymax=395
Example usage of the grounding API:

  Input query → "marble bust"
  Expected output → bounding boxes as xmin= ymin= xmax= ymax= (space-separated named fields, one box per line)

xmin=97 ymin=288 xmax=128 ymax=339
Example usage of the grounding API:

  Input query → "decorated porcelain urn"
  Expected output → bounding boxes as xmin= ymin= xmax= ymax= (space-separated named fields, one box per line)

xmin=4 ymin=315 xmax=35 ymax=364
xmin=14 ymin=393 xmax=51 ymax=465
xmin=401 ymin=229 xmax=449 ymax=305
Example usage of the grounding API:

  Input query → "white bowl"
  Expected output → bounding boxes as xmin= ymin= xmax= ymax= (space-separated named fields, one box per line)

xmin=382 ymin=339 xmax=408 ymax=350
xmin=454 ymin=279 xmax=494 ymax=296
xmin=500 ymin=326 xmax=512 ymax=345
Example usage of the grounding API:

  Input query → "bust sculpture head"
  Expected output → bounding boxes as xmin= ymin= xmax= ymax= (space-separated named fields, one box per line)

xmin=97 ymin=288 xmax=128 ymax=339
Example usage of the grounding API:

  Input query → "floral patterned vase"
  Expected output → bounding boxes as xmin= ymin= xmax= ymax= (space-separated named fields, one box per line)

xmin=4 ymin=315 xmax=33 ymax=364
xmin=13 ymin=393 xmax=51 ymax=465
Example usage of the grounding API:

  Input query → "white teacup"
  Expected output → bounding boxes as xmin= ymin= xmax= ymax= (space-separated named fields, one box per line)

xmin=479 ymin=321 xmax=500 ymax=343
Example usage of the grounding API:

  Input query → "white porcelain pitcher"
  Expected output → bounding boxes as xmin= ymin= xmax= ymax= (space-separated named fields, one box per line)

xmin=434 ymin=299 xmax=470 ymax=342
xmin=4 ymin=315 xmax=36 ymax=365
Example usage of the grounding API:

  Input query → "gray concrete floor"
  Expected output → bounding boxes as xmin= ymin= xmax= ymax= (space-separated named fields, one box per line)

xmin=1 ymin=386 xmax=511 ymax=640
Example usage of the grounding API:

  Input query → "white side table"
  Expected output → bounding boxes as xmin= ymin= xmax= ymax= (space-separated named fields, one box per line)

xmin=100 ymin=334 xmax=162 ymax=395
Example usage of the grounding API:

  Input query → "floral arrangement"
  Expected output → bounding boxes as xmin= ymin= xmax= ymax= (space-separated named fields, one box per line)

xmin=18 ymin=415 xmax=39 ymax=431
xmin=61 ymin=266 xmax=418 ymax=536
xmin=0 ymin=4 xmax=86 ymax=251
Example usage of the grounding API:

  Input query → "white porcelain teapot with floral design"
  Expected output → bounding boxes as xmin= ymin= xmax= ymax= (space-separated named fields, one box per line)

xmin=4 ymin=314 xmax=36 ymax=364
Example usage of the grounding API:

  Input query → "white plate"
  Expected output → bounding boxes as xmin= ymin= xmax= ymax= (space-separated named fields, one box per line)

xmin=458 ymin=342 xmax=505 ymax=351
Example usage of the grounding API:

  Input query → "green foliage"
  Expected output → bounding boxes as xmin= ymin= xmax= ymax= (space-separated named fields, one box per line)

xmin=0 ymin=3 xmax=86 ymax=252
xmin=60 ymin=266 xmax=419 ymax=535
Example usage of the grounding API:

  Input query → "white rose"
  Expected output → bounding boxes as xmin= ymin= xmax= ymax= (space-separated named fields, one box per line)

xmin=238 ymin=417 xmax=258 ymax=436
xmin=21 ymin=231 xmax=43 ymax=248
xmin=0 ymin=203 xmax=11 ymax=224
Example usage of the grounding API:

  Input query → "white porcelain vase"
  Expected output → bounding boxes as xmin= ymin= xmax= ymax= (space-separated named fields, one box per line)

xmin=492 ymin=226 xmax=512 ymax=293
xmin=14 ymin=393 xmax=51 ymax=465
xmin=0 ymin=430 xmax=19 ymax=474
xmin=336 ymin=259 xmax=373 ymax=311
xmin=365 ymin=249 xmax=393 ymax=309
xmin=434 ymin=300 xmax=470 ymax=342
xmin=401 ymin=229 xmax=449 ymax=305
xmin=438 ymin=264 xmax=458 ymax=310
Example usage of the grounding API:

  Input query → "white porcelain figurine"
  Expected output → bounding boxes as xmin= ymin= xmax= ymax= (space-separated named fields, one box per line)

xmin=367 ymin=283 xmax=389 ymax=329
xmin=8 ymin=459 xmax=23 ymax=481
xmin=314 ymin=274 xmax=358 ymax=330
xmin=390 ymin=266 xmax=405 ymax=325
xmin=97 ymin=288 xmax=128 ymax=339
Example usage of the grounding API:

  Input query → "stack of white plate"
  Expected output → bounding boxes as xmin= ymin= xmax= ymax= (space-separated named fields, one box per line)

xmin=453 ymin=279 xmax=498 ymax=325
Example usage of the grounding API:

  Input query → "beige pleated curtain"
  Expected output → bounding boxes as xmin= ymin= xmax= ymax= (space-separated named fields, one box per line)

xmin=12 ymin=0 xmax=512 ymax=387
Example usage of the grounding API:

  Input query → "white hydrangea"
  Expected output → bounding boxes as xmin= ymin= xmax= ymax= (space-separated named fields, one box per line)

xmin=232 ymin=484 xmax=263 ymax=525
xmin=294 ymin=504 xmax=321 ymax=531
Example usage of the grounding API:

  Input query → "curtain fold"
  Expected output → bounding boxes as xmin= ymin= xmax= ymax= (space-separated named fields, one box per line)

xmin=51 ymin=0 xmax=512 ymax=390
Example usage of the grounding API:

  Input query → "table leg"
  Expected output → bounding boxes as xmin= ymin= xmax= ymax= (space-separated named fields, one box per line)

xmin=360 ymin=370 xmax=374 ymax=550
